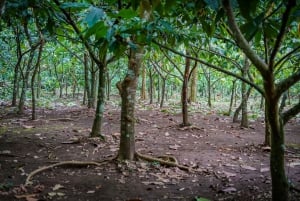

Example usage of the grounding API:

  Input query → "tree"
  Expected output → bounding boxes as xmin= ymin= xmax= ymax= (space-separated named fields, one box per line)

xmin=222 ymin=0 xmax=300 ymax=200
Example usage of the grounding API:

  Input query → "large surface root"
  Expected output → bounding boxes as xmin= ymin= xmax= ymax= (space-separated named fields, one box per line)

xmin=25 ymin=158 xmax=115 ymax=186
xmin=135 ymin=152 xmax=191 ymax=171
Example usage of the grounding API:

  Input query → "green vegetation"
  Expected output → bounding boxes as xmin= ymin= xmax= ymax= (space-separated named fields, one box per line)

xmin=0 ymin=1 xmax=299 ymax=200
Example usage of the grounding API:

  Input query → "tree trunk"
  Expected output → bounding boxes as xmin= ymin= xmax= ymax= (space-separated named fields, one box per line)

xmin=89 ymin=61 xmax=97 ymax=108
xmin=18 ymin=49 xmax=36 ymax=114
xmin=12 ymin=26 xmax=22 ymax=107
xmin=157 ymin=76 xmax=160 ymax=104
xmin=189 ymin=66 xmax=197 ymax=102
xmin=90 ymin=63 xmax=106 ymax=139
xmin=117 ymin=47 xmax=143 ymax=160
xmin=228 ymin=80 xmax=236 ymax=115
xmin=31 ymin=41 xmax=44 ymax=120
xmin=207 ymin=74 xmax=212 ymax=108
xmin=140 ymin=64 xmax=146 ymax=100
xmin=106 ymin=70 xmax=110 ymax=100
xmin=264 ymin=78 xmax=289 ymax=201
xmin=36 ymin=65 xmax=41 ymax=99
xmin=84 ymin=53 xmax=90 ymax=106
xmin=12 ymin=60 xmax=20 ymax=107
xmin=233 ymin=86 xmax=252 ymax=123
xmin=181 ymin=50 xmax=191 ymax=127
xmin=240 ymin=57 xmax=251 ymax=127
xmin=149 ymin=69 xmax=153 ymax=104
xmin=264 ymin=103 xmax=271 ymax=146
xmin=160 ymin=78 xmax=166 ymax=108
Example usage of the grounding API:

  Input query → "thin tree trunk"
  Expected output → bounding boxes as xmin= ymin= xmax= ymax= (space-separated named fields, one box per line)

xmin=181 ymin=50 xmax=191 ymax=127
xmin=233 ymin=86 xmax=252 ymax=123
xmin=228 ymin=80 xmax=236 ymax=116
xmin=117 ymin=47 xmax=143 ymax=160
xmin=106 ymin=70 xmax=110 ymax=100
xmin=207 ymin=74 xmax=212 ymax=108
xmin=157 ymin=76 xmax=160 ymax=104
xmin=189 ymin=66 xmax=197 ymax=102
xmin=90 ymin=62 xmax=106 ymax=139
xmin=160 ymin=78 xmax=166 ymax=108
xmin=90 ymin=65 xmax=97 ymax=108
xmin=149 ymin=69 xmax=153 ymax=104
xmin=140 ymin=64 xmax=146 ymax=100
xmin=31 ymin=40 xmax=44 ymax=120
xmin=84 ymin=53 xmax=91 ymax=106
xmin=264 ymin=79 xmax=289 ymax=201
xmin=241 ymin=57 xmax=251 ymax=127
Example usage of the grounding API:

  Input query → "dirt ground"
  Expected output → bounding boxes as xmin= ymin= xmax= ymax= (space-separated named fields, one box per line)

xmin=0 ymin=101 xmax=299 ymax=201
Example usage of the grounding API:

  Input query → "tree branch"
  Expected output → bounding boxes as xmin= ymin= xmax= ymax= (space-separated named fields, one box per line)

xmin=276 ymin=70 xmax=300 ymax=97
xmin=153 ymin=40 xmax=265 ymax=96
xmin=282 ymin=102 xmax=300 ymax=125
xmin=274 ymin=45 xmax=300 ymax=69
xmin=53 ymin=0 xmax=102 ymax=67
xmin=269 ymin=0 xmax=296 ymax=71
xmin=160 ymin=48 xmax=184 ymax=78
xmin=222 ymin=0 xmax=268 ymax=78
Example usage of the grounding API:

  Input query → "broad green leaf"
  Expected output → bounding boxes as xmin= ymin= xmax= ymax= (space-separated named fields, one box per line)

xmin=240 ymin=21 xmax=258 ymax=41
xmin=118 ymin=9 xmax=137 ymax=19
xmin=195 ymin=196 xmax=210 ymax=201
xmin=237 ymin=0 xmax=259 ymax=20
xmin=85 ymin=6 xmax=105 ymax=27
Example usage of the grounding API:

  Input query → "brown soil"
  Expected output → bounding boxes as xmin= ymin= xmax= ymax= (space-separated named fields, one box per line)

xmin=0 ymin=101 xmax=299 ymax=201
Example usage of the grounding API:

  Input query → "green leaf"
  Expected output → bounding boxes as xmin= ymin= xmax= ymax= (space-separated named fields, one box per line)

xmin=195 ymin=197 xmax=210 ymax=201
xmin=240 ymin=21 xmax=258 ymax=41
xmin=85 ymin=6 xmax=105 ymax=27
xmin=118 ymin=9 xmax=137 ymax=19
xmin=237 ymin=0 xmax=259 ymax=20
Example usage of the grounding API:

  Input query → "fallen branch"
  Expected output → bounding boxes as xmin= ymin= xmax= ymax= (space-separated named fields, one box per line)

xmin=25 ymin=158 xmax=115 ymax=186
xmin=135 ymin=152 xmax=191 ymax=171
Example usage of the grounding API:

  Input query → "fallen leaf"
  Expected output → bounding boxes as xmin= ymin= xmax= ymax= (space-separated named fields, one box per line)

xmin=221 ymin=187 xmax=237 ymax=193
xmin=22 ymin=125 xmax=34 ymax=129
xmin=241 ymin=165 xmax=257 ymax=171
xmin=57 ymin=192 xmax=65 ymax=196
xmin=223 ymin=171 xmax=237 ymax=177
xmin=52 ymin=184 xmax=64 ymax=191
xmin=287 ymin=162 xmax=300 ymax=168
xmin=260 ymin=167 xmax=270 ymax=172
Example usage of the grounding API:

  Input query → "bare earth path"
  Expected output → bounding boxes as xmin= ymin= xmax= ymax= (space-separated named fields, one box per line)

xmin=0 ymin=103 xmax=299 ymax=201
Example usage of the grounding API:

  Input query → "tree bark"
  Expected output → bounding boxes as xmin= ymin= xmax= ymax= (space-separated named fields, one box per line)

xmin=228 ymin=80 xmax=236 ymax=116
xmin=31 ymin=40 xmax=44 ymax=120
xmin=264 ymin=76 xmax=289 ymax=201
xmin=117 ymin=47 xmax=143 ymax=160
xmin=84 ymin=53 xmax=91 ymax=106
xmin=181 ymin=50 xmax=191 ymax=127
xmin=140 ymin=64 xmax=147 ymax=100
xmin=148 ymin=68 xmax=153 ymax=104
xmin=241 ymin=57 xmax=251 ymax=127
xmin=160 ymin=78 xmax=166 ymax=108
xmin=189 ymin=66 xmax=197 ymax=102
xmin=90 ymin=62 xmax=106 ymax=139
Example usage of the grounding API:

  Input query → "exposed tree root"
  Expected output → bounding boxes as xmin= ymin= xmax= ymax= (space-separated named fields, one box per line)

xmin=48 ymin=118 xmax=76 ymax=122
xmin=25 ymin=152 xmax=192 ymax=186
xmin=135 ymin=152 xmax=191 ymax=171
xmin=290 ymin=184 xmax=300 ymax=193
xmin=25 ymin=158 xmax=116 ymax=186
